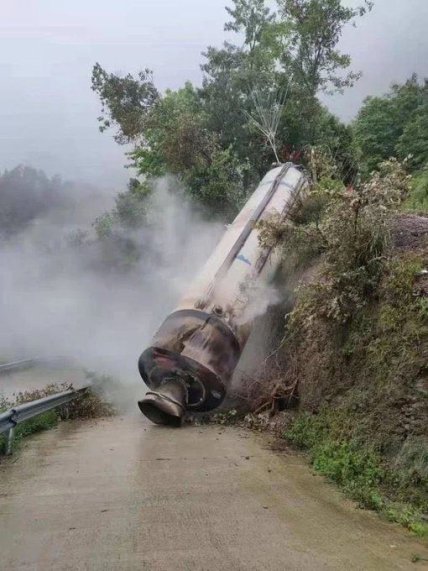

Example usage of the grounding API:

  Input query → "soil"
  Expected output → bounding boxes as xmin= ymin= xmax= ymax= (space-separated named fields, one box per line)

xmin=392 ymin=214 xmax=428 ymax=253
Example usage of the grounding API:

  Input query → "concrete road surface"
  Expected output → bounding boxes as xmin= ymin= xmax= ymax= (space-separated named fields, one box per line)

xmin=0 ymin=416 xmax=427 ymax=570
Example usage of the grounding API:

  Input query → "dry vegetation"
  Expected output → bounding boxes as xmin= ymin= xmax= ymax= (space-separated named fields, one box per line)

xmin=0 ymin=380 xmax=115 ymax=455
xmin=221 ymin=151 xmax=428 ymax=536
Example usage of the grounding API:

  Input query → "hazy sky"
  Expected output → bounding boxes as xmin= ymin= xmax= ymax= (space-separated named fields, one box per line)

xmin=1 ymin=0 xmax=427 ymax=187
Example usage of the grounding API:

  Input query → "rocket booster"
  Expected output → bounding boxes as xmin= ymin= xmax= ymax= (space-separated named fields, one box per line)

xmin=138 ymin=163 xmax=308 ymax=425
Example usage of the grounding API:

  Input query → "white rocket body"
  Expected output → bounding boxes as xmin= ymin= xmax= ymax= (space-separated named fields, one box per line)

xmin=138 ymin=164 xmax=308 ymax=425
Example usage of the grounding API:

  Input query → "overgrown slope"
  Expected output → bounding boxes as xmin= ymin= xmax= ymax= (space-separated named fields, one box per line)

xmin=258 ymin=156 xmax=428 ymax=535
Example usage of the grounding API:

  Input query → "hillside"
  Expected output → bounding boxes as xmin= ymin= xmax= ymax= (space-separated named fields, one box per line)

xmin=233 ymin=162 xmax=428 ymax=536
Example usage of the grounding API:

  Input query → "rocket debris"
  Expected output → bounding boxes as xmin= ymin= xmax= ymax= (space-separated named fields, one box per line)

xmin=138 ymin=163 xmax=308 ymax=426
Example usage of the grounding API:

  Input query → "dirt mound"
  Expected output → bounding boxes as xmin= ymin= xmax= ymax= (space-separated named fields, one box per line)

xmin=392 ymin=214 xmax=428 ymax=252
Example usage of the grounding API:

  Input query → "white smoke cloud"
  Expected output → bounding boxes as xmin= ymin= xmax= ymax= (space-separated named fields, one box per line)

xmin=0 ymin=177 xmax=223 ymax=399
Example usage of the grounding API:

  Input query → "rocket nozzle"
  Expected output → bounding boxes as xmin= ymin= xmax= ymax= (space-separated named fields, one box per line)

xmin=138 ymin=379 xmax=187 ymax=427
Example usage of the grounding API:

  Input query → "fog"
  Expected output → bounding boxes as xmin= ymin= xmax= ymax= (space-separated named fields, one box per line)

xmin=0 ymin=178 xmax=223 ymax=389
xmin=322 ymin=0 xmax=428 ymax=120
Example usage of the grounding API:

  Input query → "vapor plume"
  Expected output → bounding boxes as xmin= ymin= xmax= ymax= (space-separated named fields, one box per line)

xmin=0 ymin=176 xmax=223 ymax=397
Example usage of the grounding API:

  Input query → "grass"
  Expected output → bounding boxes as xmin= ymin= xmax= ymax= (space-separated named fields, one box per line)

xmin=280 ymin=252 xmax=428 ymax=538
xmin=0 ymin=390 xmax=60 ymax=454
xmin=0 ymin=379 xmax=115 ymax=455
xmin=403 ymin=169 xmax=428 ymax=214
xmin=0 ymin=411 xmax=58 ymax=454
xmin=286 ymin=411 xmax=428 ymax=538
xmin=256 ymin=161 xmax=428 ymax=539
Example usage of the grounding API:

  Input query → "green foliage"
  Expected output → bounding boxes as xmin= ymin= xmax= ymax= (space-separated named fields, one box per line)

xmin=132 ymin=83 xmax=210 ymax=178
xmin=201 ymin=44 xmax=248 ymax=134
xmin=262 ymin=156 xmax=412 ymax=323
xmin=91 ymin=63 xmax=159 ymax=143
xmin=286 ymin=411 xmax=428 ymax=534
xmin=266 ymin=145 xmax=428 ymax=533
xmin=127 ymin=83 xmax=253 ymax=215
xmin=63 ymin=390 xmax=115 ymax=420
xmin=185 ymin=147 xmax=251 ymax=218
xmin=204 ymin=0 xmax=276 ymax=96
xmin=0 ymin=412 xmax=58 ymax=455
xmin=225 ymin=0 xmax=274 ymax=52
xmin=0 ymin=382 xmax=114 ymax=455
xmin=93 ymin=178 xmax=152 ymax=256
xmin=361 ymin=257 xmax=427 ymax=398
xmin=287 ymin=410 xmax=386 ymax=509
xmin=353 ymin=97 xmax=397 ymax=174
xmin=93 ymin=212 xmax=115 ymax=240
xmin=320 ymin=160 xmax=409 ymax=321
xmin=200 ymin=0 xmax=369 ymax=173
xmin=0 ymin=165 xmax=70 ymax=238
xmin=313 ymin=445 xmax=384 ymax=509
xmin=113 ymin=178 xmax=152 ymax=229
xmin=281 ymin=242 xmax=427 ymax=532
xmin=311 ymin=109 xmax=358 ymax=182
xmin=92 ymin=0 xmax=367 ymax=217
xmin=90 ymin=178 xmax=154 ymax=270
xmin=354 ymin=75 xmax=428 ymax=174
xmin=396 ymin=106 xmax=428 ymax=172
xmin=0 ymin=388 xmax=61 ymax=454
xmin=276 ymin=0 xmax=373 ymax=96
xmin=403 ymin=166 xmax=428 ymax=214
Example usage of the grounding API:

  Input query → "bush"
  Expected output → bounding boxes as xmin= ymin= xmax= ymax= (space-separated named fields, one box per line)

xmin=268 ymin=151 xmax=428 ymax=536
xmin=0 ymin=382 xmax=114 ymax=455
xmin=404 ymin=166 xmax=428 ymax=214
xmin=272 ymin=158 xmax=412 ymax=324
xmin=287 ymin=412 xmax=428 ymax=536
xmin=185 ymin=146 xmax=252 ymax=219
xmin=0 ymin=411 xmax=58 ymax=454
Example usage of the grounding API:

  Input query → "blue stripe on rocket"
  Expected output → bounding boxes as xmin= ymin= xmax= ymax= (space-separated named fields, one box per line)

xmin=236 ymin=254 xmax=252 ymax=266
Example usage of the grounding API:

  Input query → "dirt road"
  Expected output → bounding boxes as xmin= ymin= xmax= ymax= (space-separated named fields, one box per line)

xmin=0 ymin=415 xmax=427 ymax=570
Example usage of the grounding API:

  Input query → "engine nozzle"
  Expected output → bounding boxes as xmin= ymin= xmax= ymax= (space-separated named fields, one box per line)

xmin=138 ymin=379 xmax=187 ymax=427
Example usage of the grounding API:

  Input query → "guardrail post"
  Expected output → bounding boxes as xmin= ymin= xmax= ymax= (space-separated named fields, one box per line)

xmin=6 ymin=427 xmax=15 ymax=455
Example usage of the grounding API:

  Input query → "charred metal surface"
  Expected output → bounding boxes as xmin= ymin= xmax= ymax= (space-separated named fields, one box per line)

xmin=138 ymin=379 xmax=186 ymax=427
xmin=138 ymin=310 xmax=241 ymax=420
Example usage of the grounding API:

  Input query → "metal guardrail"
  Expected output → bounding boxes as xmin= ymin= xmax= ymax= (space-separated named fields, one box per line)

xmin=0 ymin=387 xmax=89 ymax=455
xmin=0 ymin=356 xmax=76 ymax=375
xmin=0 ymin=359 xmax=37 ymax=374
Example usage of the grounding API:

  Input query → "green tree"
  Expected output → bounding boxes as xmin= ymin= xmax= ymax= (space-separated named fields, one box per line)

xmin=225 ymin=0 xmax=274 ymax=49
xmin=276 ymin=0 xmax=373 ymax=97
xmin=404 ymin=166 xmax=428 ymax=213
xmin=91 ymin=62 xmax=159 ymax=143
xmin=0 ymin=165 xmax=69 ymax=237
xmin=91 ymin=0 xmax=370 ymax=219
xmin=186 ymin=146 xmax=252 ymax=217
xmin=92 ymin=178 xmax=154 ymax=271
xmin=353 ymin=97 xmax=397 ymax=173
xmin=201 ymin=0 xmax=369 ymax=171
xmin=354 ymin=75 xmax=428 ymax=173
xmin=396 ymin=104 xmax=428 ymax=171
xmin=131 ymin=83 xmax=215 ymax=177
xmin=224 ymin=0 xmax=277 ymax=80
xmin=201 ymin=1 xmax=279 ymax=172
xmin=311 ymin=107 xmax=357 ymax=182
xmin=94 ymin=178 xmax=152 ymax=238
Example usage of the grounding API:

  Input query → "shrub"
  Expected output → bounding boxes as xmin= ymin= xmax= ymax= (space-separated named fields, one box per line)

xmin=404 ymin=166 xmax=428 ymax=214
xmin=274 ymin=158 xmax=412 ymax=325
xmin=0 ymin=382 xmax=114 ymax=455
xmin=286 ymin=412 xmax=428 ymax=535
